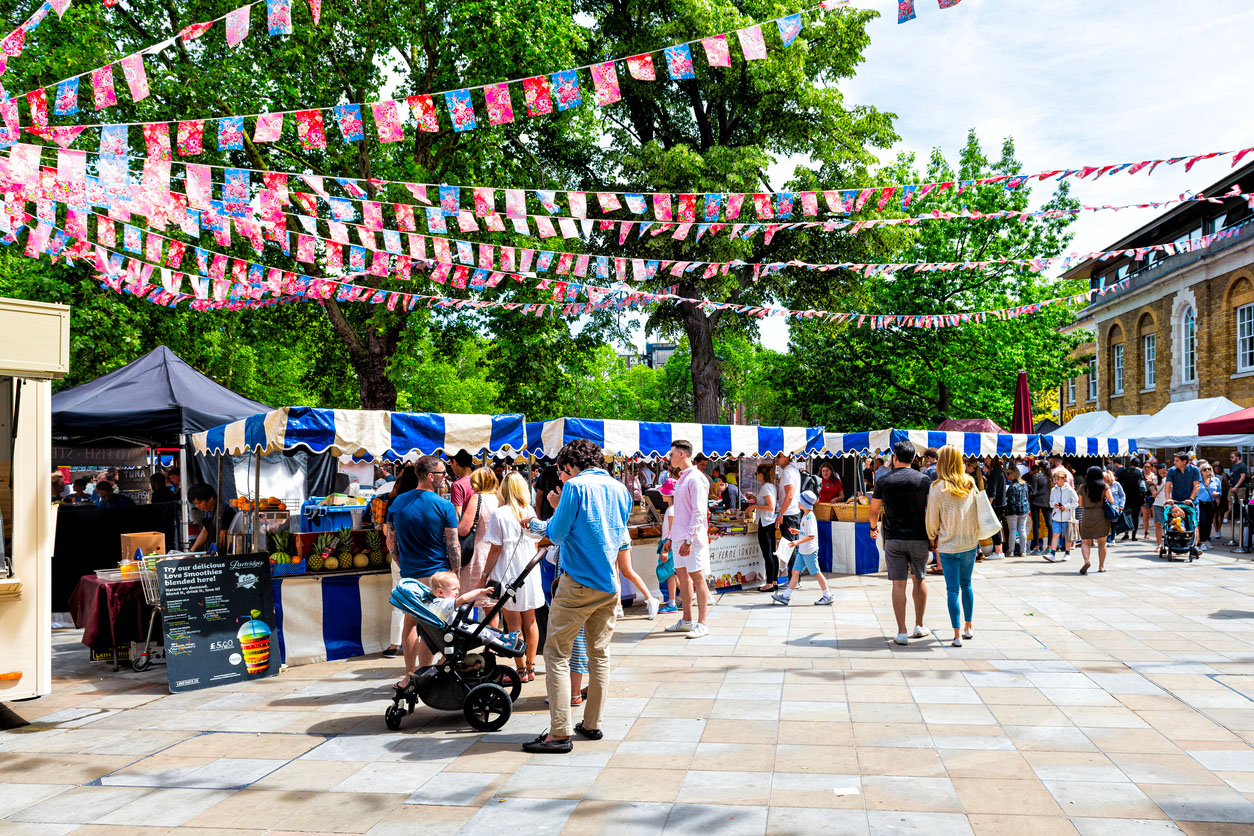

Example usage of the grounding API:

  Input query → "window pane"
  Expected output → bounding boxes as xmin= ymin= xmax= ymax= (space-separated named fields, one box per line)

xmin=1144 ymin=334 xmax=1156 ymax=388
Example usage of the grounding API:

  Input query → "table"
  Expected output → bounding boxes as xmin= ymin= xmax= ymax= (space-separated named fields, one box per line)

xmin=68 ymin=574 xmax=154 ymax=669
xmin=271 ymin=569 xmax=392 ymax=666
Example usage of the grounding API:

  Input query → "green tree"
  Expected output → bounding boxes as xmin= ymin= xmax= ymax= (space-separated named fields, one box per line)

xmin=784 ymin=130 xmax=1088 ymax=430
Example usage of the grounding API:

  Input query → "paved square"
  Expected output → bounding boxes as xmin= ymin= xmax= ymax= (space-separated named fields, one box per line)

xmin=5 ymin=540 xmax=1254 ymax=834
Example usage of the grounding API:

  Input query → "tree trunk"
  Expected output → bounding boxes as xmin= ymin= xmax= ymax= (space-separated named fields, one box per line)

xmin=684 ymin=304 xmax=722 ymax=423
xmin=357 ymin=352 xmax=398 ymax=409
xmin=938 ymin=381 xmax=952 ymax=421
xmin=322 ymin=300 xmax=400 ymax=410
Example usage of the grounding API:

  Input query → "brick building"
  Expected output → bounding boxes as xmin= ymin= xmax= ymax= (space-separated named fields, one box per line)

xmin=1060 ymin=160 xmax=1254 ymax=419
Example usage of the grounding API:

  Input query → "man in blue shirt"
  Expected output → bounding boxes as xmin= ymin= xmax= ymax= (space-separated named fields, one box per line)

xmin=386 ymin=455 xmax=459 ymax=680
xmin=524 ymin=438 xmax=631 ymax=754
xmin=1165 ymin=452 xmax=1202 ymax=547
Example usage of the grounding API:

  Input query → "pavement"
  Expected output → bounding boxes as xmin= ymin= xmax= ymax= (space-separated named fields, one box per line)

xmin=3 ymin=532 xmax=1254 ymax=836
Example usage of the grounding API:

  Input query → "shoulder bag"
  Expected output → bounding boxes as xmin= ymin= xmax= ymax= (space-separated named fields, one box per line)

xmin=974 ymin=490 xmax=1003 ymax=541
xmin=458 ymin=494 xmax=481 ymax=566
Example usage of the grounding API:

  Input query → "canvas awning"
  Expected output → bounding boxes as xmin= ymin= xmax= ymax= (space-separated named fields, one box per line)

xmin=1199 ymin=406 xmax=1254 ymax=439
xmin=1112 ymin=397 xmax=1244 ymax=448
xmin=529 ymin=417 xmax=824 ymax=459
xmin=824 ymin=429 xmax=1137 ymax=457
xmin=192 ymin=407 xmax=526 ymax=459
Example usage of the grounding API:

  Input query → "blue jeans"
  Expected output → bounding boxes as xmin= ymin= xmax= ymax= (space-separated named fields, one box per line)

xmin=939 ymin=548 xmax=977 ymax=629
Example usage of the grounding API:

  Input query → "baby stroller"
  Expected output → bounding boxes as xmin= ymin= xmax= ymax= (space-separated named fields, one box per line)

xmin=385 ymin=552 xmax=544 ymax=732
xmin=1159 ymin=500 xmax=1200 ymax=562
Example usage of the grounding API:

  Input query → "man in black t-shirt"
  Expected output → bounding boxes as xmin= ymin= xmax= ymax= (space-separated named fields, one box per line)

xmin=870 ymin=440 xmax=933 ymax=646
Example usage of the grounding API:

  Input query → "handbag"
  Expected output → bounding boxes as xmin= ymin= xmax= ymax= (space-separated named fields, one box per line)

xmin=974 ymin=490 xmax=1003 ymax=541
xmin=458 ymin=494 xmax=481 ymax=566
xmin=1103 ymin=499 xmax=1121 ymax=522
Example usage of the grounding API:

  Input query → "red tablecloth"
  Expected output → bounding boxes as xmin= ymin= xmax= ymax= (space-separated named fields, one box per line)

xmin=68 ymin=574 xmax=153 ymax=650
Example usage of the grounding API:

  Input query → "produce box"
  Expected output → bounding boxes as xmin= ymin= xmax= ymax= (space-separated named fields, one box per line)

xmin=814 ymin=502 xmax=837 ymax=522
xmin=120 ymin=531 xmax=165 ymax=559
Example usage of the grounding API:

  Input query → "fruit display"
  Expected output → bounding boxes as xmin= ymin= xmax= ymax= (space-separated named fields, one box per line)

xmin=232 ymin=496 xmax=288 ymax=511
xmin=365 ymin=529 xmax=388 ymax=567
xmin=308 ymin=531 xmax=338 ymax=571
xmin=336 ymin=526 xmax=355 ymax=567
xmin=267 ymin=530 xmax=298 ymax=564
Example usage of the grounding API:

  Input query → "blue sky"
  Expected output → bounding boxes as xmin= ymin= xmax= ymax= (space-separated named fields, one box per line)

xmin=738 ymin=0 xmax=1254 ymax=351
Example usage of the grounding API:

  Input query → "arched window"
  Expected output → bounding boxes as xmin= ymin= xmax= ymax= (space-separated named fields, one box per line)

xmin=1108 ymin=323 xmax=1125 ymax=396
xmin=1182 ymin=307 xmax=1197 ymax=384
xmin=1138 ymin=314 xmax=1157 ymax=390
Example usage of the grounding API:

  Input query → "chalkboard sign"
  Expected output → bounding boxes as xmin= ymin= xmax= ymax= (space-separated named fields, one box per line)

xmin=157 ymin=553 xmax=278 ymax=692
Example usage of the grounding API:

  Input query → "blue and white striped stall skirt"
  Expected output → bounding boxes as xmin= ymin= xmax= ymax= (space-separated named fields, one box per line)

xmin=271 ymin=571 xmax=393 ymax=667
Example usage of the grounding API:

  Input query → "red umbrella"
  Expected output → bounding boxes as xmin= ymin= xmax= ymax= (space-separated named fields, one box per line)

xmin=1011 ymin=370 xmax=1033 ymax=435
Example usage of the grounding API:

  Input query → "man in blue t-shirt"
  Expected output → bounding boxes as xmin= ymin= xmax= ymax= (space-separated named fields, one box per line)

xmin=386 ymin=455 xmax=459 ymax=677
xmin=1165 ymin=452 xmax=1202 ymax=503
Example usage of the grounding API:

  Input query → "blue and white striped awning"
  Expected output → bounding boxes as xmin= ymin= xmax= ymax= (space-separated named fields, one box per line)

xmin=530 ymin=418 xmax=824 ymax=459
xmin=823 ymin=429 xmax=1136 ymax=457
xmin=192 ymin=407 xmax=526 ymax=458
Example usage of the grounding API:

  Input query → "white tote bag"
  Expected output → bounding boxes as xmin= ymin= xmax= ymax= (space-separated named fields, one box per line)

xmin=975 ymin=490 xmax=1003 ymax=541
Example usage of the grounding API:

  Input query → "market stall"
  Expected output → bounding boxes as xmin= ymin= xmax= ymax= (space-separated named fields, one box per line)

xmin=527 ymin=417 xmax=826 ymax=595
xmin=822 ymin=428 xmax=1139 ymax=574
xmin=192 ymin=407 xmax=526 ymax=666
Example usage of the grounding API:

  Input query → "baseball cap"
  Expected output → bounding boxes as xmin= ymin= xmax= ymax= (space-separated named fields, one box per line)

xmin=799 ymin=490 xmax=818 ymax=509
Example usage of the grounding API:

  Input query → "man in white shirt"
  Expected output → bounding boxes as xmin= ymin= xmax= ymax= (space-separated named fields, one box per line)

xmin=774 ymin=453 xmax=803 ymax=576
xmin=663 ymin=440 xmax=711 ymax=639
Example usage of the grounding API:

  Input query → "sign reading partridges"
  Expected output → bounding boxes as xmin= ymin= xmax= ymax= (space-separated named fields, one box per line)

xmin=157 ymin=553 xmax=278 ymax=692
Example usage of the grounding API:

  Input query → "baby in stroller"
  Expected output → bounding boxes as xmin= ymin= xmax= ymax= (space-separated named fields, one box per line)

xmin=1160 ymin=500 xmax=1200 ymax=561
xmin=414 ymin=572 xmax=522 ymax=662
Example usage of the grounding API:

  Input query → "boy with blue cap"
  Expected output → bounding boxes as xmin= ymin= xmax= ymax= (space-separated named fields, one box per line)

xmin=772 ymin=490 xmax=833 ymax=606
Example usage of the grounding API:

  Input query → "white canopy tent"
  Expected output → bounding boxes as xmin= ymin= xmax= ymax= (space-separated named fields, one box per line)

xmin=1050 ymin=411 xmax=1116 ymax=438
xmin=1106 ymin=414 xmax=1151 ymax=438
xmin=1111 ymin=397 xmax=1245 ymax=448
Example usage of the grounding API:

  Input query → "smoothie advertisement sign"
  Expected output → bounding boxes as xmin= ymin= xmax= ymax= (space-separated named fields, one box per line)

xmin=157 ymin=553 xmax=278 ymax=692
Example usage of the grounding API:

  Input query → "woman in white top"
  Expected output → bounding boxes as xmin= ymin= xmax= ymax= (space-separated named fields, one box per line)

xmin=924 ymin=445 xmax=982 ymax=647
xmin=1046 ymin=469 xmax=1079 ymax=563
xmin=481 ymin=472 xmax=542 ymax=681
xmin=745 ymin=462 xmax=780 ymax=592
xmin=1152 ymin=463 xmax=1169 ymax=548
xmin=459 ymin=467 xmax=499 ymax=609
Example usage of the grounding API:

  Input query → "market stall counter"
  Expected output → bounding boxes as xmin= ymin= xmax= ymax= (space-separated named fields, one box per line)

xmin=68 ymin=571 xmax=153 ymax=669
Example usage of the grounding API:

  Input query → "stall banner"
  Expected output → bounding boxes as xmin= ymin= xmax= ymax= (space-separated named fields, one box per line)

xmin=271 ymin=571 xmax=392 ymax=666
xmin=157 ymin=552 xmax=278 ymax=692
xmin=707 ymin=533 xmax=767 ymax=590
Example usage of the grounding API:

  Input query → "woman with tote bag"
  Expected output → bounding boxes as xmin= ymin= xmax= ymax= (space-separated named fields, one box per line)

xmin=926 ymin=446 xmax=1002 ymax=647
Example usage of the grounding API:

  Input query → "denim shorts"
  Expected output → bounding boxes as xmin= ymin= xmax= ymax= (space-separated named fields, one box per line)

xmin=794 ymin=549 xmax=820 ymax=575
xmin=1051 ymin=519 xmax=1068 ymax=536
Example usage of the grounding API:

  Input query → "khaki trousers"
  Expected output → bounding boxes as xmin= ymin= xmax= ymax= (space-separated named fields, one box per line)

xmin=544 ymin=575 xmax=618 ymax=738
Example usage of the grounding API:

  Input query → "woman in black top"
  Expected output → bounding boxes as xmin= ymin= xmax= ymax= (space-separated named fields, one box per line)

xmin=1028 ymin=463 xmax=1052 ymax=554
xmin=1116 ymin=459 xmax=1145 ymax=541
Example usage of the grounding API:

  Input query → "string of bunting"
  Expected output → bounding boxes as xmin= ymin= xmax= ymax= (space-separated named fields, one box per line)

xmin=6 ymin=143 xmax=1249 ymax=265
xmin=0 ymin=192 xmax=1191 ymax=329
xmin=0 ymin=0 xmax=320 ymax=143
xmin=897 ymin=0 xmax=965 ymax=25
xmin=1 ymin=2 xmax=838 ymax=144
xmin=0 ymin=0 xmax=74 ymax=77
xmin=4 ymin=150 xmax=1250 ymax=287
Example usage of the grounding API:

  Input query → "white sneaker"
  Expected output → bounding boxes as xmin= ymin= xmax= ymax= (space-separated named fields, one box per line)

xmin=665 ymin=619 xmax=694 ymax=633
xmin=686 ymin=623 xmax=709 ymax=639
xmin=771 ymin=591 xmax=792 ymax=606
xmin=615 ymin=604 xmax=624 ymax=618
xmin=962 ymin=628 xmax=973 ymax=640
xmin=894 ymin=633 xmax=909 ymax=645
xmin=910 ymin=626 xmax=928 ymax=639
xmin=1043 ymin=552 xmax=1058 ymax=563
xmin=646 ymin=597 xmax=660 ymax=620
xmin=814 ymin=592 xmax=833 ymax=606
xmin=1059 ymin=552 xmax=1071 ymax=562
xmin=951 ymin=636 xmax=963 ymax=647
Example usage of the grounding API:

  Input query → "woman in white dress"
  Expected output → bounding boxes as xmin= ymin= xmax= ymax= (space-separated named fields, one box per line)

xmin=481 ymin=472 xmax=543 ymax=681
xmin=459 ymin=467 xmax=499 ymax=610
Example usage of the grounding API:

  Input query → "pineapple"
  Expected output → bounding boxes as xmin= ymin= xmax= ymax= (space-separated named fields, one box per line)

xmin=336 ymin=526 xmax=354 ymax=567
xmin=271 ymin=530 xmax=295 ymax=565
xmin=309 ymin=531 xmax=336 ymax=571
xmin=366 ymin=529 xmax=386 ymax=568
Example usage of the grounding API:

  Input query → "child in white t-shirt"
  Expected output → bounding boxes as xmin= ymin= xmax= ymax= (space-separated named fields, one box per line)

xmin=772 ymin=491 xmax=833 ymax=606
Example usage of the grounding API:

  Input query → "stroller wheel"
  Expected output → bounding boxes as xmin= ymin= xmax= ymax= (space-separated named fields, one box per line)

xmin=489 ymin=665 xmax=523 ymax=702
xmin=463 ymin=683 xmax=512 ymax=732
xmin=384 ymin=704 xmax=405 ymax=731
xmin=131 ymin=655 xmax=151 ymax=672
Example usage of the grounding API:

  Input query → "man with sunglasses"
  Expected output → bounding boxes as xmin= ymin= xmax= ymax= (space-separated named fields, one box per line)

xmin=387 ymin=454 xmax=460 ymax=682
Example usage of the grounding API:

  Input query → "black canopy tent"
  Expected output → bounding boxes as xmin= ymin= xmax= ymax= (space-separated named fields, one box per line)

xmin=50 ymin=346 xmax=333 ymax=560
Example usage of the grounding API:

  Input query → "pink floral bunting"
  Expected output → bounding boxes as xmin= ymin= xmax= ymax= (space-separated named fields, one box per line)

xmin=142 ymin=122 xmax=171 ymax=161
xmin=225 ymin=5 xmax=251 ymax=47
xmin=91 ymin=65 xmax=117 ymax=110
xmin=702 ymin=35 xmax=731 ymax=67
xmin=177 ymin=120 xmax=204 ymax=156
xmin=371 ymin=101 xmax=404 ymax=142
xmin=590 ymin=62 xmax=620 ymax=106
xmin=28 ymin=125 xmax=87 ymax=148
xmin=626 ymin=54 xmax=655 ymax=81
xmin=180 ymin=21 xmax=214 ymax=42
xmin=26 ymin=89 xmax=47 ymax=128
xmin=254 ymin=112 xmax=283 ymax=142
xmin=307 ymin=0 xmax=322 ymax=25
xmin=120 ymin=54 xmax=149 ymax=103
xmin=485 ymin=83 xmax=514 ymax=125
xmin=737 ymin=25 xmax=767 ymax=60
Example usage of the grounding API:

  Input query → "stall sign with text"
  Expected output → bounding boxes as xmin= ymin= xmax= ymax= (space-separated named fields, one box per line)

xmin=157 ymin=553 xmax=278 ymax=692
xmin=707 ymin=534 xmax=765 ymax=590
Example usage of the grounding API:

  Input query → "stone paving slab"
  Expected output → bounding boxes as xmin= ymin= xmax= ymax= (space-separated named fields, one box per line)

xmin=3 ymin=538 xmax=1254 ymax=835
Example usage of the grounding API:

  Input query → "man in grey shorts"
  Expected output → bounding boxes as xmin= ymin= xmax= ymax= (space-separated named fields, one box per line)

xmin=869 ymin=440 xmax=932 ymax=646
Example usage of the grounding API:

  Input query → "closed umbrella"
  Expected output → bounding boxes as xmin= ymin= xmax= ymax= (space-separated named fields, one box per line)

xmin=1011 ymin=370 xmax=1033 ymax=436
